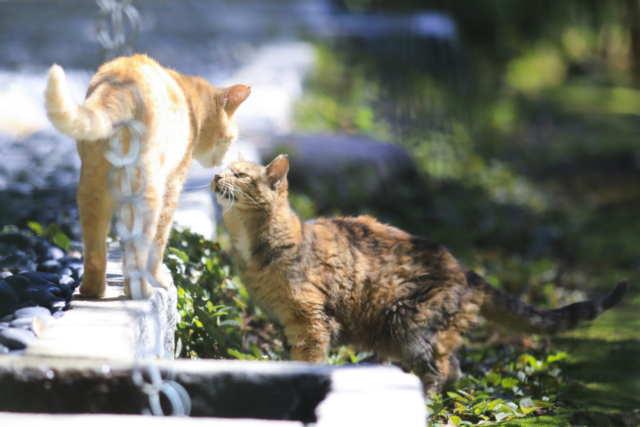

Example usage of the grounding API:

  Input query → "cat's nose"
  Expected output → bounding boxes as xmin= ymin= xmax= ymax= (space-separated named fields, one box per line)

xmin=214 ymin=174 xmax=222 ymax=182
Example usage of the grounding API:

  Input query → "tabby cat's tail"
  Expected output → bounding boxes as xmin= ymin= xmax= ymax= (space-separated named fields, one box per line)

xmin=467 ymin=270 xmax=628 ymax=334
xmin=45 ymin=64 xmax=113 ymax=141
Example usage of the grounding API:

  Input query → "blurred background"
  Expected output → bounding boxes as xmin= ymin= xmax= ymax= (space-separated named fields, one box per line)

xmin=0 ymin=0 xmax=639 ymax=423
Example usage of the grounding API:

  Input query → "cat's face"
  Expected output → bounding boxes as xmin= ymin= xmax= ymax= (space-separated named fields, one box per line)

xmin=193 ymin=84 xmax=251 ymax=168
xmin=211 ymin=154 xmax=289 ymax=212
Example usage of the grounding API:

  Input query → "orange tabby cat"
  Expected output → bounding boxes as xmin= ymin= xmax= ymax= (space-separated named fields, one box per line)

xmin=45 ymin=54 xmax=250 ymax=298
xmin=211 ymin=155 xmax=627 ymax=395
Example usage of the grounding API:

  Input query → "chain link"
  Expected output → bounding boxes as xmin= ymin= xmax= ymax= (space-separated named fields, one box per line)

xmin=133 ymin=363 xmax=192 ymax=416
xmin=97 ymin=77 xmax=158 ymax=301
xmin=94 ymin=1 xmax=191 ymax=415
xmin=96 ymin=0 xmax=141 ymax=60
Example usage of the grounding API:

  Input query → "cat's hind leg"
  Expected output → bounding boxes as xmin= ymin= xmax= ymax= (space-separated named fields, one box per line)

xmin=121 ymin=178 xmax=163 ymax=299
xmin=285 ymin=320 xmax=331 ymax=363
xmin=402 ymin=329 xmax=462 ymax=398
xmin=77 ymin=150 xmax=114 ymax=298
xmin=443 ymin=353 xmax=462 ymax=390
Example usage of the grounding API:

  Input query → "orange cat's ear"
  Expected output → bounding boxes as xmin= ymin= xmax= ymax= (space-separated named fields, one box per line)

xmin=221 ymin=84 xmax=251 ymax=116
xmin=238 ymin=152 xmax=245 ymax=161
xmin=266 ymin=154 xmax=289 ymax=189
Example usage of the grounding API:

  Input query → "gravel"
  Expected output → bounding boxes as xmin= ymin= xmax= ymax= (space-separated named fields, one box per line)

xmin=0 ymin=229 xmax=83 ymax=355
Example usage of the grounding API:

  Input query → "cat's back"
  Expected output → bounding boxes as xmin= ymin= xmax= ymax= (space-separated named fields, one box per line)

xmin=307 ymin=215 xmax=433 ymax=256
xmin=84 ymin=54 xmax=194 ymax=164
xmin=304 ymin=215 xmax=463 ymax=291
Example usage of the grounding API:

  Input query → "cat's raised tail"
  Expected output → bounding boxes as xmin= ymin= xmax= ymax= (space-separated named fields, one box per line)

xmin=45 ymin=64 xmax=113 ymax=141
xmin=467 ymin=270 xmax=628 ymax=334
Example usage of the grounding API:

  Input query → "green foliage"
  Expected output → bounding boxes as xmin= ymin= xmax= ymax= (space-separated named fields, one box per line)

xmin=325 ymin=347 xmax=374 ymax=366
xmin=165 ymin=226 xmax=282 ymax=359
xmin=26 ymin=221 xmax=71 ymax=250
xmin=428 ymin=346 xmax=568 ymax=426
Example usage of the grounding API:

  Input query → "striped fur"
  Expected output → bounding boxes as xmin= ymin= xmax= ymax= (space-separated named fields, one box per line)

xmin=212 ymin=155 xmax=628 ymax=395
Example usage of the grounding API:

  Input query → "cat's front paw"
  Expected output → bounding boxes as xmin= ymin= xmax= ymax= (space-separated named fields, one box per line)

xmin=156 ymin=267 xmax=173 ymax=289
xmin=123 ymin=278 xmax=154 ymax=299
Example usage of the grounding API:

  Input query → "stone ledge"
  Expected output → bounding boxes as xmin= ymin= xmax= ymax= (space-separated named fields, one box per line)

xmin=23 ymin=248 xmax=177 ymax=361
xmin=0 ymin=413 xmax=303 ymax=427
xmin=0 ymin=358 xmax=427 ymax=425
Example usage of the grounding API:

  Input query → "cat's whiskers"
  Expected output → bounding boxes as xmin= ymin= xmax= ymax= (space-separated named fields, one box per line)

xmin=223 ymin=165 xmax=263 ymax=209
xmin=236 ymin=188 xmax=263 ymax=209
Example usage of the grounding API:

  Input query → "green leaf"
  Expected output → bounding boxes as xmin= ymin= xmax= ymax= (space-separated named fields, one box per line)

xmin=428 ymin=402 xmax=444 ymax=414
xmin=495 ymin=413 xmax=511 ymax=422
xmin=168 ymin=247 xmax=189 ymax=263
xmin=486 ymin=373 xmax=501 ymax=386
xmin=501 ymin=378 xmax=519 ymax=388
xmin=547 ymin=352 xmax=567 ymax=363
xmin=228 ymin=349 xmax=249 ymax=360
xmin=520 ymin=397 xmax=535 ymax=414
xmin=450 ymin=416 xmax=461 ymax=425
xmin=218 ymin=319 xmax=242 ymax=327
xmin=27 ymin=221 xmax=45 ymax=236
xmin=54 ymin=232 xmax=70 ymax=251
xmin=447 ymin=392 xmax=468 ymax=403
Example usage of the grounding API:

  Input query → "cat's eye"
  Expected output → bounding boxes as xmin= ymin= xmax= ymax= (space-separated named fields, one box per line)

xmin=233 ymin=172 xmax=249 ymax=179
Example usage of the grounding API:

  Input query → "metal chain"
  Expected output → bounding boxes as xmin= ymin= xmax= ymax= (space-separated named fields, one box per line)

xmin=99 ymin=79 xmax=159 ymax=301
xmin=133 ymin=363 xmax=192 ymax=417
xmin=96 ymin=0 xmax=141 ymax=60
xmin=94 ymin=1 xmax=192 ymax=416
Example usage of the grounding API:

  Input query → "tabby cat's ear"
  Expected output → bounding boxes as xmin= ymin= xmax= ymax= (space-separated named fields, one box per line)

xmin=266 ymin=154 xmax=289 ymax=189
xmin=220 ymin=84 xmax=251 ymax=116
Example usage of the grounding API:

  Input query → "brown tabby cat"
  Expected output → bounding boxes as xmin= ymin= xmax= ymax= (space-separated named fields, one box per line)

xmin=45 ymin=54 xmax=250 ymax=298
xmin=211 ymin=154 xmax=627 ymax=395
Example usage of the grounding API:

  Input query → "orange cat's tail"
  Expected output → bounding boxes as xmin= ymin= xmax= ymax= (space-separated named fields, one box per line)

xmin=45 ymin=64 xmax=113 ymax=141
xmin=467 ymin=270 xmax=628 ymax=334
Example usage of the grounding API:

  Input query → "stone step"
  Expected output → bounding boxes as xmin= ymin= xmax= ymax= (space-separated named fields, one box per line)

xmin=22 ymin=245 xmax=177 ymax=361
xmin=0 ymin=358 xmax=427 ymax=426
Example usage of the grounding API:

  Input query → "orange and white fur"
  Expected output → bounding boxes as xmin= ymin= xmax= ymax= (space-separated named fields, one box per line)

xmin=45 ymin=54 xmax=250 ymax=298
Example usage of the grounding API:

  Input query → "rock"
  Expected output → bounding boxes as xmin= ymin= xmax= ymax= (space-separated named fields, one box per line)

xmin=58 ymin=267 xmax=73 ymax=278
xmin=3 ymin=274 xmax=30 ymax=291
xmin=0 ymin=253 xmax=36 ymax=271
xmin=37 ymin=259 xmax=61 ymax=273
xmin=263 ymin=134 xmax=419 ymax=210
xmin=20 ymin=271 xmax=60 ymax=286
xmin=32 ymin=237 xmax=51 ymax=256
xmin=20 ymin=289 xmax=65 ymax=309
xmin=0 ymin=280 xmax=18 ymax=299
xmin=47 ymin=300 xmax=66 ymax=313
xmin=0 ymin=272 xmax=12 ymax=279
xmin=0 ymin=281 xmax=20 ymax=318
xmin=9 ymin=317 xmax=34 ymax=329
xmin=0 ymin=327 xmax=36 ymax=349
xmin=52 ymin=311 xmax=64 ymax=319
xmin=70 ymin=266 xmax=84 ymax=281
xmin=0 ymin=314 xmax=13 ymax=322
xmin=0 ymin=322 xmax=8 ymax=330
xmin=59 ymin=258 xmax=84 ymax=281
xmin=58 ymin=275 xmax=75 ymax=287
xmin=45 ymin=246 xmax=65 ymax=261
xmin=0 ymin=232 xmax=33 ymax=250
xmin=0 ymin=343 xmax=8 ymax=354
xmin=58 ymin=256 xmax=82 ymax=266
xmin=23 ymin=287 xmax=65 ymax=304
xmin=61 ymin=221 xmax=82 ymax=241
xmin=13 ymin=306 xmax=51 ymax=320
